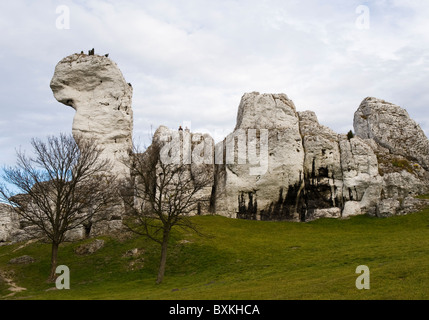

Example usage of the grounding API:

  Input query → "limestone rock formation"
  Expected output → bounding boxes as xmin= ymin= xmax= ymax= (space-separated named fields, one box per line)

xmin=0 ymin=203 xmax=43 ymax=243
xmin=214 ymin=92 xmax=305 ymax=220
xmin=298 ymin=111 xmax=344 ymax=220
xmin=354 ymin=97 xmax=429 ymax=170
xmin=50 ymin=53 xmax=133 ymax=179
xmin=5 ymin=53 xmax=429 ymax=246
xmin=0 ymin=204 xmax=19 ymax=242
xmin=339 ymin=136 xmax=383 ymax=216
xmin=138 ymin=125 xmax=215 ymax=215
xmin=210 ymin=93 xmax=429 ymax=221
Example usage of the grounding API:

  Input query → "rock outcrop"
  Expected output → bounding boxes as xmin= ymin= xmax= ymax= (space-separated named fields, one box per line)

xmin=213 ymin=92 xmax=305 ymax=220
xmin=0 ymin=204 xmax=19 ymax=242
xmin=46 ymin=54 xmax=429 ymax=223
xmin=209 ymin=93 xmax=429 ymax=221
xmin=140 ymin=125 xmax=215 ymax=215
xmin=74 ymin=239 xmax=105 ymax=255
xmin=126 ymin=92 xmax=429 ymax=223
xmin=50 ymin=53 xmax=133 ymax=179
xmin=354 ymin=97 xmax=429 ymax=170
xmin=4 ymin=54 xmax=429 ymax=245
xmin=298 ymin=111 xmax=344 ymax=220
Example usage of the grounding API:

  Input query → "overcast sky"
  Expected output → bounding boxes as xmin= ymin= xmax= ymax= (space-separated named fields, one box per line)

xmin=1 ymin=0 xmax=429 ymax=170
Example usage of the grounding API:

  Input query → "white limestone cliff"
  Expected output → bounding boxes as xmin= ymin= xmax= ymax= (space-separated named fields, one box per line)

xmin=214 ymin=92 xmax=305 ymax=220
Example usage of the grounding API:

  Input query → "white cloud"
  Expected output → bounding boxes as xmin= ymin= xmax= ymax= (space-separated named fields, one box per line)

xmin=1 ymin=0 xmax=429 ymax=169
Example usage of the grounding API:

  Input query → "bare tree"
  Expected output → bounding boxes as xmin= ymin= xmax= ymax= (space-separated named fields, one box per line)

xmin=121 ymin=142 xmax=212 ymax=284
xmin=0 ymin=134 xmax=119 ymax=281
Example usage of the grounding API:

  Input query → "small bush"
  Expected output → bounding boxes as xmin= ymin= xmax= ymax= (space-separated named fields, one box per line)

xmin=391 ymin=159 xmax=414 ymax=173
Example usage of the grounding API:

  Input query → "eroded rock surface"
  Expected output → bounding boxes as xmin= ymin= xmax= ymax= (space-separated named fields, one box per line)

xmin=354 ymin=97 xmax=429 ymax=170
xmin=50 ymin=53 xmax=133 ymax=179
xmin=210 ymin=94 xmax=429 ymax=221
xmin=137 ymin=125 xmax=215 ymax=215
xmin=214 ymin=92 xmax=305 ymax=220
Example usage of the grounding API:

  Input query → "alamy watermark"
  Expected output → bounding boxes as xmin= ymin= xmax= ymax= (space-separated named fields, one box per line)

xmin=55 ymin=265 xmax=70 ymax=290
xmin=159 ymin=128 xmax=269 ymax=175
xmin=355 ymin=5 xmax=370 ymax=30
xmin=56 ymin=5 xmax=70 ymax=30
xmin=355 ymin=265 xmax=370 ymax=290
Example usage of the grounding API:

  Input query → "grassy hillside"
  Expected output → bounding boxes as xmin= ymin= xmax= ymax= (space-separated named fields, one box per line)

xmin=1 ymin=207 xmax=429 ymax=300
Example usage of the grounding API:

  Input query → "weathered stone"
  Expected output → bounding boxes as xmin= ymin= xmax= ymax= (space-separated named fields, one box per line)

xmin=339 ymin=136 xmax=383 ymax=215
xmin=90 ymin=220 xmax=124 ymax=237
xmin=0 ymin=52 xmax=420 ymax=246
xmin=399 ymin=196 xmax=429 ymax=214
xmin=215 ymin=92 xmax=305 ymax=221
xmin=74 ymin=239 xmax=105 ymax=255
xmin=141 ymin=125 xmax=215 ymax=215
xmin=123 ymin=248 xmax=144 ymax=258
xmin=342 ymin=201 xmax=362 ymax=218
xmin=50 ymin=53 xmax=133 ymax=179
xmin=354 ymin=97 xmax=429 ymax=170
xmin=376 ymin=198 xmax=400 ymax=218
xmin=210 ymin=92 xmax=429 ymax=221
xmin=298 ymin=111 xmax=344 ymax=220
xmin=382 ymin=171 xmax=427 ymax=199
xmin=0 ymin=204 xmax=19 ymax=242
xmin=308 ymin=208 xmax=341 ymax=221
xmin=64 ymin=227 xmax=85 ymax=242
xmin=8 ymin=255 xmax=35 ymax=264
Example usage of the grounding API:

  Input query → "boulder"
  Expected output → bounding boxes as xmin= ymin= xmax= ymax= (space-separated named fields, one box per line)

xmin=376 ymin=198 xmax=401 ymax=218
xmin=0 ymin=204 xmax=20 ymax=242
xmin=74 ymin=239 xmax=105 ymax=255
xmin=8 ymin=255 xmax=35 ymax=264
xmin=210 ymin=92 xmax=429 ymax=221
xmin=342 ymin=201 xmax=362 ymax=218
xmin=309 ymin=208 xmax=341 ymax=220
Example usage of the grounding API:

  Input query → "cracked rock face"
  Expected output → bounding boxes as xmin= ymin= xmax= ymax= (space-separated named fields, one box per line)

xmin=354 ymin=97 xmax=429 ymax=170
xmin=298 ymin=111 xmax=344 ymax=220
xmin=339 ymin=136 xmax=383 ymax=215
xmin=50 ymin=53 xmax=133 ymax=179
xmin=0 ymin=204 xmax=19 ymax=242
xmin=211 ymin=93 xmax=429 ymax=221
xmin=140 ymin=125 xmax=215 ymax=215
xmin=214 ymin=92 xmax=305 ymax=220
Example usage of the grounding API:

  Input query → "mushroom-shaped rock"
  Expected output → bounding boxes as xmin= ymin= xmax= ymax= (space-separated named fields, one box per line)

xmin=50 ymin=53 xmax=133 ymax=179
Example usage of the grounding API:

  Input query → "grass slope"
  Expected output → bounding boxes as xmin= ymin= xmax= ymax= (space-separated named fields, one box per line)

xmin=1 ymin=208 xmax=429 ymax=300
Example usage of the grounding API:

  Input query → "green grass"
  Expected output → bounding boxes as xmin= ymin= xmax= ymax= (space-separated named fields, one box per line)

xmin=1 ymin=207 xmax=429 ymax=300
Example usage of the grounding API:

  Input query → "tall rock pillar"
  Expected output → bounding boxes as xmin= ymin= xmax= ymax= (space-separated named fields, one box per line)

xmin=50 ymin=53 xmax=133 ymax=180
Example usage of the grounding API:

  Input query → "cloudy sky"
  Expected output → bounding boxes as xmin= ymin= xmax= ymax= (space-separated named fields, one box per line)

xmin=1 ymin=0 xmax=429 ymax=170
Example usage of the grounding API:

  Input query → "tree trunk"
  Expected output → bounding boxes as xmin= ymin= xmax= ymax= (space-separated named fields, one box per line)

xmin=156 ymin=231 xmax=170 ymax=284
xmin=49 ymin=242 xmax=59 ymax=282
